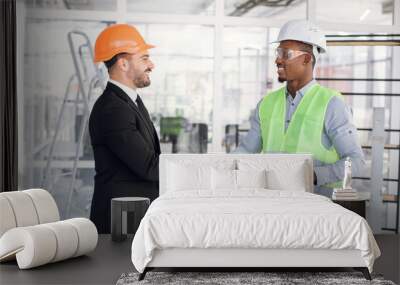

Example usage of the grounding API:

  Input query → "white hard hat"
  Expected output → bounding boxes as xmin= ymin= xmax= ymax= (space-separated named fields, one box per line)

xmin=272 ymin=19 xmax=327 ymax=54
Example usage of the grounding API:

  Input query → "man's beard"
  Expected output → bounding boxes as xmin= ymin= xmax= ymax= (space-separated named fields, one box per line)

xmin=278 ymin=76 xmax=286 ymax=83
xmin=134 ymin=73 xmax=151 ymax=88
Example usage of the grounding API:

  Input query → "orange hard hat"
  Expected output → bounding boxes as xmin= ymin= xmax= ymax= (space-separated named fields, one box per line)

xmin=94 ymin=24 xmax=155 ymax=63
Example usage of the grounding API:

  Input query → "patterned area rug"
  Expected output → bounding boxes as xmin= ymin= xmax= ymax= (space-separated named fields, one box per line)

xmin=116 ymin=271 xmax=396 ymax=285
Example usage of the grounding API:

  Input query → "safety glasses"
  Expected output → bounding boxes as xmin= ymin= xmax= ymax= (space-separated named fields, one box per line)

xmin=275 ymin=47 xmax=310 ymax=61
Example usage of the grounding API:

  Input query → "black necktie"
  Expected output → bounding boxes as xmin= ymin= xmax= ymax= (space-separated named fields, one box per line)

xmin=135 ymin=95 xmax=150 ymax=121
xmin=135 ymin=95 xmax=156 ymax=145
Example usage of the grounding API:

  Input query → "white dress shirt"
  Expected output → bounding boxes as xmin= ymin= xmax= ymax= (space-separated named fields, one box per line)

xmin=108 ymin=79 xmax=137 ymax=105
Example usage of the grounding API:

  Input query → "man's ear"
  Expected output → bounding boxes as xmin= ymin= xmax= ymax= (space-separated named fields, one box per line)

xmin=304 ymin=53 xmax=313 ymax=65
xmin=116 ymin=56 xmax=129 ymax=72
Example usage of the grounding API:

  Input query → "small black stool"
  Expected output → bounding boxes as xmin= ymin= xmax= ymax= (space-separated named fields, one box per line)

xmin=111 ymin=197 xmax=150 ymax=242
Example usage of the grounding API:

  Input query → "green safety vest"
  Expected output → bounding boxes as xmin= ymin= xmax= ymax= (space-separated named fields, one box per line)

xmin=259 ymin=83 xmax=342 ymax=188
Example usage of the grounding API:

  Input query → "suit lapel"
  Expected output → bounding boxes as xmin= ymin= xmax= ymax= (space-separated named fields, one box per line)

xmin=134 ymin=97 xmax=160 ymax=153
xmin=107 ymin=83 xmax=157 ymax=148
xmin=135 ymin=95 xmax=158 ymax=148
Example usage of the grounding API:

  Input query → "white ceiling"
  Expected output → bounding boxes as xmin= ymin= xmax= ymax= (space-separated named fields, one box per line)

xmin=25 ymin=0 xmax=395 ymax=25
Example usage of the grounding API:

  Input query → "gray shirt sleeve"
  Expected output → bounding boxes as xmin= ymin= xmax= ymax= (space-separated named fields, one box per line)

xmin=314 ymin=97 xmax=366 ymax=186
xmin=232 ymin=100 xmax=263 ymax=154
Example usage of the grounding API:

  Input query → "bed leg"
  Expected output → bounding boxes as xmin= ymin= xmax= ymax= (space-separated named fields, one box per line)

xmin=138 ymin=268 xmax=148 ymax=281
xmin=354 ymin=267 xmax=371 ymax=280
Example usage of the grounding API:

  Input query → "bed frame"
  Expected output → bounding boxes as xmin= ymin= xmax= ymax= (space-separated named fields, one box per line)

xmin=139 ymin=154 xmax=371 ymax=281
xmin=140 ymin=248 xmax=370 ymax=280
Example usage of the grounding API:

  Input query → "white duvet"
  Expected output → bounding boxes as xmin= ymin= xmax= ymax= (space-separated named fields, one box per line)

xmin=131 ymin=190 xmax=380 ymax=273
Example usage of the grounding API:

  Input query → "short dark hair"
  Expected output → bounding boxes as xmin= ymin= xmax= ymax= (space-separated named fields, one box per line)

xmin=104 ymin=53 xmax=127 ymax=71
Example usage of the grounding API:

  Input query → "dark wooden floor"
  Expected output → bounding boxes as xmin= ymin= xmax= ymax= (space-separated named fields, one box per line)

xmin=373 ymin=234 xmax=400 ymax=284
xmin=0 ymin=234 xmax=398 ymax=285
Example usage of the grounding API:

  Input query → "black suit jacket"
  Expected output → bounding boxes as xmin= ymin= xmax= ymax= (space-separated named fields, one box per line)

xmin=89 ymin=82 xmax=160 ymax=233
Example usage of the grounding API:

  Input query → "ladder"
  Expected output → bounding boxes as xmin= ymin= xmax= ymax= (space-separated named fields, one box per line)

xmin=42 ymin=30 xmax=106 ymax=218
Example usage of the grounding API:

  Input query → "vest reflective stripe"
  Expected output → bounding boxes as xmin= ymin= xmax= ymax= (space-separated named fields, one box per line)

xmin=259 ymin=84 xmax=342 ymax=187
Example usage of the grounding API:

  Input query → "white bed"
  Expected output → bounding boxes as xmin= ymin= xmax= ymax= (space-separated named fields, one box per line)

xmin=131 ymin=154 xmax=380 ymax=280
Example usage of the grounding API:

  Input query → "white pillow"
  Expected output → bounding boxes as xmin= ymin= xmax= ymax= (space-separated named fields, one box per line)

xmin=266 ymin=166 xmax=307 ymax=191
xmin=167 ymin=162 xmax=211 ymax=191
xmin=211 ymin=168 xmax=236 ymax=190
xmin=210 ymin=169 xmax=268 ymax=191
xmin=166 ymin=159 xmax=236 ymax=192
xmin=238 ymin=158 xmax=310 ymax=192
xmin=236 ymin=169 xmax=267 ymax=189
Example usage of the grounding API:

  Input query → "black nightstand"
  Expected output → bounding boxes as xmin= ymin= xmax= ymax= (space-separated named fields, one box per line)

xmin=111 ymin=197 xmax=150 ymax=242
xmin=332 ymin=192 xmax=370 ymax=218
